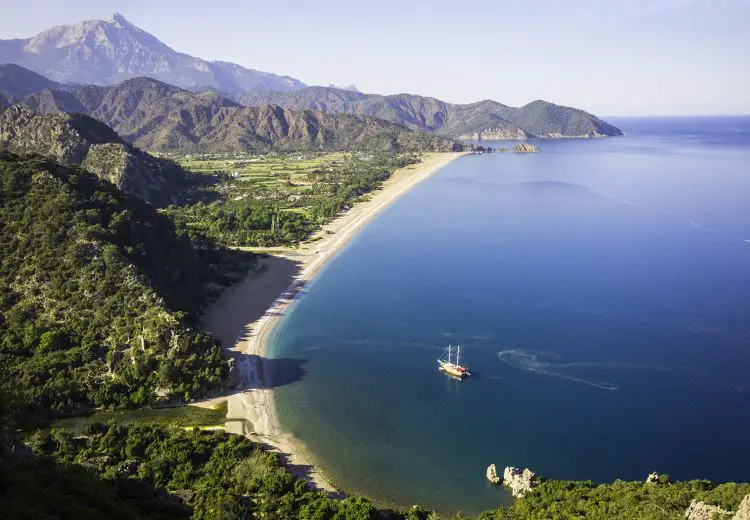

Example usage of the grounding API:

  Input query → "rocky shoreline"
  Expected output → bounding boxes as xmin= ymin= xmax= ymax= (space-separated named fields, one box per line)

xmin=486 ymin=464 xmax=539 ymax=498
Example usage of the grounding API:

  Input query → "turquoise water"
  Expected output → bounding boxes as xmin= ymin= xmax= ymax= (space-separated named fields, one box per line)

xmin=270 ymin=117 xmax=750 ymax=516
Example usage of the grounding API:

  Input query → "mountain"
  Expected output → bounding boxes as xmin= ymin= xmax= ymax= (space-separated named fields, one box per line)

xmin=19 ymin=76 xmax=459 ymax=153
xmin=0 ymin=104 xmax=187 ymax=204
xmin=329 ymin=83 xmax=360 ymax=93
xmin=236 ymin=87 xmax=623 ymax=139
xmin=0 ymin=13 xmax=306 ymax=94
xmin=0 ymin=63 xmax=65 ymax=98
xmin=0 ymin=151 xmax=229 ymax=413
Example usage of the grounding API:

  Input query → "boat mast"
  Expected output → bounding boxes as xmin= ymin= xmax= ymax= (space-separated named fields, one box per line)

xmin=448 ymin=345 xmax=452 ymax=364
xmin=457 ymin=345 xmax=460 ymax=366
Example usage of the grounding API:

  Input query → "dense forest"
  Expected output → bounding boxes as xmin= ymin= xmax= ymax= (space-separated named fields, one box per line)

xmin=0 ymin=152 xmax=252 ymax=416
xmin=2 ymin=414 xmax=748 ymax=520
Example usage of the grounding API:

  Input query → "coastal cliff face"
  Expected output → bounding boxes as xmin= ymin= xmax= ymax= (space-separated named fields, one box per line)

xmin=459 ymin=127 xmax=531 ymax=140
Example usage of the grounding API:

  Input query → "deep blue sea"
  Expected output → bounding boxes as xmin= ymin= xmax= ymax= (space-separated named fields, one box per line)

xmin=270 ymin=117 xmax=750 ymax=516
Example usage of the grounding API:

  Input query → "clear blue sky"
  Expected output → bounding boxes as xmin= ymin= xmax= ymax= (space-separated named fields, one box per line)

xmin=2 ymin=0 xmax=749 ymax=115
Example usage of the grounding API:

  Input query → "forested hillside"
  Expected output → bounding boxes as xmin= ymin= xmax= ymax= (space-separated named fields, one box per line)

xmin=2 ymin=417 xmax=748 ymax=520
xmin=0 ymin=153 xmax=251 ymax=416
xmin=0 ymin=104 xmax=190 ymax=205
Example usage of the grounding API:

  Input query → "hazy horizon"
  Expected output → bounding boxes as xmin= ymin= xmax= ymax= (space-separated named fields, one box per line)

xmin=1 ymin=0 xmax=749 ymax=116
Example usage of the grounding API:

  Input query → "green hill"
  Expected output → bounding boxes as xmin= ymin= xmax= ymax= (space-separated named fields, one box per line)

xmin=0 ymin=104 xmax=191 ymax=205
xmin=0 ymin=152 xmax=247 ymax=416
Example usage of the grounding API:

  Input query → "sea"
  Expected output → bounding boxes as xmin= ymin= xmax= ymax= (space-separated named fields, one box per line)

xmin=269 ymin=117 xmax=750 ymax=516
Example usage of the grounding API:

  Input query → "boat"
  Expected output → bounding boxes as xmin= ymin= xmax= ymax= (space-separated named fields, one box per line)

xmin=437 ymin=345 xmax=471 ymax=379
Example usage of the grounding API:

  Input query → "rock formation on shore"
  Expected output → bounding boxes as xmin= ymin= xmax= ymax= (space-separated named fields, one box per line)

xmin=646 ymin=472 xmax=670 ymax=485
xmin=503 ymin=467 xmax=539 ymax=498
xmin=733 ymin=494 xmax=750 ymax=520
xmin=513 ymin=143 xmax=540 ymax=153
xmin=685 ymin=500 xmax=733 ymax=520
xmin=486 ymin=464 xmax=501 ymax=485
xmin=486 ymin=465 xmax=539 ymax=498
xmin=684 ymin=493 xmax=750 ymax=520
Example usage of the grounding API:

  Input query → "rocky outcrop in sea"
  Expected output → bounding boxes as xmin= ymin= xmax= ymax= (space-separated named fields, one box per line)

xmin=512 ymin=143 xmax=540 ymax=153
xmin=486 ymin=465 xmax=539 ymax=498
xmin=486 ymin=464 xmax=501 ymax=484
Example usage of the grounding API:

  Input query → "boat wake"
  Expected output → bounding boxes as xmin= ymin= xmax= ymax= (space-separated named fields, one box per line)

xmin=590 ymin=188 xmax=750 ymax=245
xmin=497 ymin=349 xmax=671 ymax=391
xmin=516 ymin=181 xmax=750 ymax=245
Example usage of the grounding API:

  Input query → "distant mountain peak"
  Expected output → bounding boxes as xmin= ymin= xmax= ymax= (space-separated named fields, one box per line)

xmin=109 ymin=12 xmax=127 ymax=23
xmin=328 ymin=83 xmax=360 ymax=93
xmin=0 ymin=15 xmax=307 ymax=93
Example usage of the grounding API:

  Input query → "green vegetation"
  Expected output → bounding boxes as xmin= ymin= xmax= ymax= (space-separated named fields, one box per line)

xmin=0 ymin=152 xmax=253 ymax=418
xmin=1 ymin=423 xmax=384 ymax=520
xmin=479 ymin=479 xmax=750 ymax=520
xmin=50 ymin=402 xmax=228 ymax=433
xmin=3 ymin=416 xmax=749 ymax=520
xmin=166 ymin=151 xmax=420 ymax=247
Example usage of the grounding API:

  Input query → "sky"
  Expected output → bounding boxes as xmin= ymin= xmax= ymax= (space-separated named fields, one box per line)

xmin=1 ymin=0 xmax=749 ymax=115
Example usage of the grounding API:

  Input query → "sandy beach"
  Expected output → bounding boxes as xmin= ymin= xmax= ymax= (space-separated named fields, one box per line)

xmin=201 ymin=152 xmax=465 ymax=493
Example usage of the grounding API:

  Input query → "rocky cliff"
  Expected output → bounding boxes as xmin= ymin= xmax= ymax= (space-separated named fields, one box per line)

xmin=0 ymin=104 xmax=185 ymax=205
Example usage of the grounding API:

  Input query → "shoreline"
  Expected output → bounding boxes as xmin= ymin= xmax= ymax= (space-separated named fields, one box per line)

xmin=201 ymin=152 xmax=466 ymax=493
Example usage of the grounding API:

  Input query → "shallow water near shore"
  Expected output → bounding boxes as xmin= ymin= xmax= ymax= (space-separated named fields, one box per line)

xmin=270 ymin=117 xmax=750 ymax=516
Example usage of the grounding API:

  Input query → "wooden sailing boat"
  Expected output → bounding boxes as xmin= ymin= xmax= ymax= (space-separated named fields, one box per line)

xmin=437 ymin=345 xmax=470 ymax=379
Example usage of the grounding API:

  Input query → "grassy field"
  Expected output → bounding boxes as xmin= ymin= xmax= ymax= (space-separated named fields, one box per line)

xmin=48 ymin=401 xmax=228 ymax=433
xmin=176 ymin=151 xmax=348 ymax=191
xmin=164 ymin=151 xmax=419 ymax=247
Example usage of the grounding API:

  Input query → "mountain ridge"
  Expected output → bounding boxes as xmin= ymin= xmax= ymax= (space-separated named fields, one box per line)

xmin=236 ymin=87 xmax=623 ymax=139
xmin=15 ymin=74 xmax=460 ymax=153
xmin=0 ymin=13 xmax=306 ymax=94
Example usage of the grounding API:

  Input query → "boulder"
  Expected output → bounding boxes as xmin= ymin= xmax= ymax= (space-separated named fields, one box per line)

xmin=512 ymin=143 xmax=539 ymax=153
xmin=503 ymin=466 xmax=539 ymax=498
xmin=685 ymin=500 xmax=732 ymax=520
xmin=646 ymin=472 xmax=669 ymax=485
xmin=486 ymin=464 xmax=501 ymax=484
xmin=733 ymin=494 xmax=750 ymax=520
